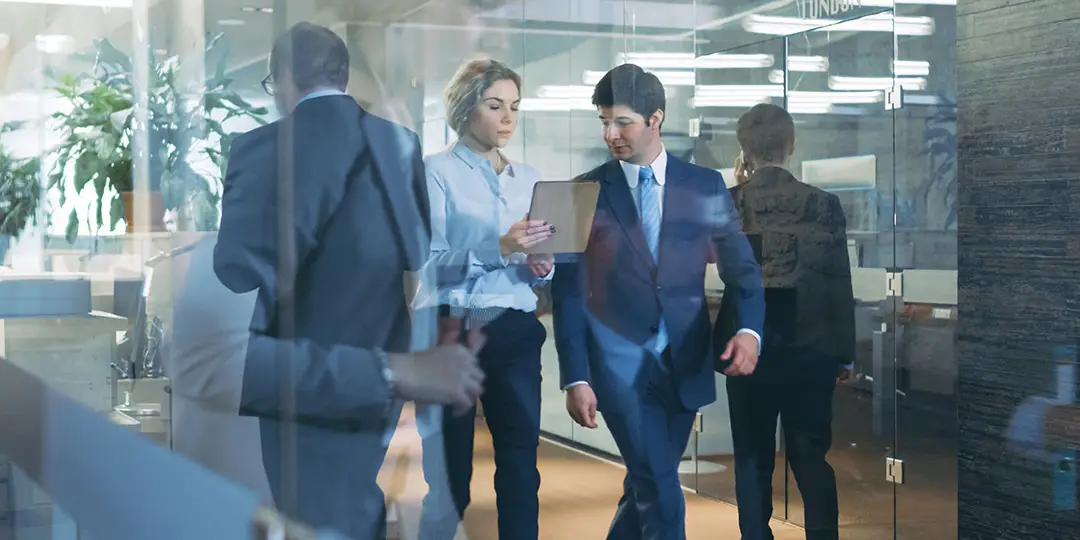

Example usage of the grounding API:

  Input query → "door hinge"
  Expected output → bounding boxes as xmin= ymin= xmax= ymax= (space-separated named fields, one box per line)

xmin=886 ymin=271 xmax=903 ymax=298
xmin=886 ymin=457 xmax=905 ymax=484
xmin=692 ymin=412 xmax=703 ymax=433
xmin=885 ymin=85 xmax=903 ymax=110
xmin=688 ymin=118 xmax=701 ymax=138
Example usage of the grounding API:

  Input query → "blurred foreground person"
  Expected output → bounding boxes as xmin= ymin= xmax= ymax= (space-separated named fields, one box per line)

xmin=213 ymin=23 xmax=484 ymax=539
xmin=166 ymin=234 xmax=273 ymax=505
xmin=721 ymin=103 xmax=854 ymax=540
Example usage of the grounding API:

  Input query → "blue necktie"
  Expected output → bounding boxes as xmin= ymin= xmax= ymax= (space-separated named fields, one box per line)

xmin=638 ymin=166 xmax=668 ymax=354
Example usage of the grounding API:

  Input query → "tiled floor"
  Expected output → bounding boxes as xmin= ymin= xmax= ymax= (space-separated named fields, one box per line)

xmin=380 ymin=407 xmax=804 ymax=540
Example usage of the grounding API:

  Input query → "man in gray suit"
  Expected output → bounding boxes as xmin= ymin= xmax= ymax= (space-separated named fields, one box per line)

xmin=214 ymin=23 xmax=483 ymax=539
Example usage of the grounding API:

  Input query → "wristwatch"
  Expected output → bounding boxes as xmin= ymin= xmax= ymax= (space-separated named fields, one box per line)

xmin=374 ymin=347 xmax=396 ymax=397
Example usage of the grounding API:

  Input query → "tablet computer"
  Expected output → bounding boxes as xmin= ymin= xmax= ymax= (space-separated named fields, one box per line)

xmin=526 ymin=181 xmax=601 ymax=254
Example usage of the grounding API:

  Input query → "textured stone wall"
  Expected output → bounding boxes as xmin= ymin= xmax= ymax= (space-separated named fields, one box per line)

xmin=957 ymin=0 xmax=1080 ymax=537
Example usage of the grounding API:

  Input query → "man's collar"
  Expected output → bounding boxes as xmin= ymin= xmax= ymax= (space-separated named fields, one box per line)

xmin=297 ymin=89 xmax=347 ymax=105
xmin=620 ymin=145 xmax=668 ymax=187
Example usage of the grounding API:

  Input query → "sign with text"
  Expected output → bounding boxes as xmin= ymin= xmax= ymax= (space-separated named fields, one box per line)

xmin=797 ymin=0 xmax=866 ymax=19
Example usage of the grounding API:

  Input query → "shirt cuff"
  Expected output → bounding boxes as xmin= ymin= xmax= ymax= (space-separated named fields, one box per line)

xmin=537 ymin=263 xmax=555 ymax=282
xmin=563 ymin=380 xmax=589 ymax=391
xmin=736 ymin=328 xmax=762 ymax=351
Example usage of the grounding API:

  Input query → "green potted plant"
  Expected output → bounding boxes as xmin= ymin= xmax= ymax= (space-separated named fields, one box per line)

xmin=0 ymin=122 xmax=42 ymax=258
xmin=49 ymin=34 xmax=267 ymax=242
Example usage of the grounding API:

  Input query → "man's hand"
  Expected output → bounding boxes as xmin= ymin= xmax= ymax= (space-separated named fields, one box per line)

xmin=565 ymin=384 xmax=598 ymax=429
xmin=837 ymin=363 xmax=854 ymax=385
xmin=721 ymin=333 xmax=760 ymax=376
xmin=387 ymin=323 xmax=485 ymax=415
xmin=528 ymin=253 xmax=554 ymax=278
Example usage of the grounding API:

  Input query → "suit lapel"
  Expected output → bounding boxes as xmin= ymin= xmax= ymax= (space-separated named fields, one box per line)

xmin=601 ymin=160 xmax=655 ymax=269
xmin=658 ymin=154 xmax=693 ymax=269
xmin=359 ymin=111 xmax=429 ymax=271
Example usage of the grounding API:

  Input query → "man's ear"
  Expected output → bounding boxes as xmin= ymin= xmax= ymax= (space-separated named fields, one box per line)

xmin=650 ymin=109 xmax=664 ymax=130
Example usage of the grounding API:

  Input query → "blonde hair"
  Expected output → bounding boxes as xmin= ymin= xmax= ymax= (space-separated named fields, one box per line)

xmin=444 ymin=58 xmax=522 ymax=137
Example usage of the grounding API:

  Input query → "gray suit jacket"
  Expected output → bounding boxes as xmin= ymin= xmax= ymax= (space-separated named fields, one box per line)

xmin=214 ymin=95 xmax=431 ymax=539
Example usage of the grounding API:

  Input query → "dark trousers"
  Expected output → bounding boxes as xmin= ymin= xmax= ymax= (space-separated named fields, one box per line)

xmin=442 ymin=309 xmax=546 ymax=539
xmin=727 ymin=349 xmax=839 ymax=540
xmin=605 ymin=349 xmax=697 ymax=540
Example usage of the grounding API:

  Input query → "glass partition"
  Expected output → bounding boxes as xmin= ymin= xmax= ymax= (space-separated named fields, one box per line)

xmin=0 ymin=1 xmax=959 ymax=538
xmin=688 ymin=7 xmax=907 ymax=539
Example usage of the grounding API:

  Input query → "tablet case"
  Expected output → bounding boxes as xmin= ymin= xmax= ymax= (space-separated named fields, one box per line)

xmin=526 ymin=181 xmax=601 ymax=254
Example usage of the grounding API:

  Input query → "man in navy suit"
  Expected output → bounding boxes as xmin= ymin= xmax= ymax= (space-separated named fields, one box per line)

xmin=551 ymin=63 xmax=766 ymax=540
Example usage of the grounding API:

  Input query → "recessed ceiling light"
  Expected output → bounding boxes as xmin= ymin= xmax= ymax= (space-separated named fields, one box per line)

xmin=218 ymin=18 xmax=246 ymax=26
xmin=240 ymin=6 xmax=272 ymax=13
xmin=35 ymin=34 xmax=73 ymax=54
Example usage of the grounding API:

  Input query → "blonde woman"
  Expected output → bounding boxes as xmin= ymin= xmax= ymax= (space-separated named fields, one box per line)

xmin=417 ymin=58 xmax=552 ymax=540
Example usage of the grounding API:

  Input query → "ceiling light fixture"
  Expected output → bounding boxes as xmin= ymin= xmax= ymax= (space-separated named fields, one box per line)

xmin=893 ymin=60 xmax=930 ymax=76
xmin=0 ymin=0 xmax=131 ymax=6
xmin=828 ymin=75 xmax=927 ymax=91
xmin=617 ymin=52 xmax=774 ymax=70
xmin=582 ymin=69 xmax=694 ymax=87
xmin=860 ymin=0 xmax=956 ymax=6
xmin=241 ymin=6 xmax=273 ymax=13
xmin=35 ymin=34 xmax=73 ymax=54
xmin=788 ymin=55 xmax=830 ymax=72
xmin=518 ymin=98 xmax=594 ymax=112
xmin=217 ymin=19 xmax=247 ymax=26
xmin=743 ymin=13 xmax=934 ymax=36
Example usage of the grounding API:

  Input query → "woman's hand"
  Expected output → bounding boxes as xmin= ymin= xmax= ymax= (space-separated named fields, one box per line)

xmin=528 ymin=253 xmax=554 ymax=278
xmin=500 ymin=217 xmax=553 ymax=257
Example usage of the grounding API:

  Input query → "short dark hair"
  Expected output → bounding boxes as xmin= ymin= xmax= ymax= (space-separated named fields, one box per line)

xmin=736 ymin=103 xmax=795 ymax=165
xmin=270 ymin=22 xmax=349 ymax=93
xmin=591 ymin=63 xmax=666 ymax=126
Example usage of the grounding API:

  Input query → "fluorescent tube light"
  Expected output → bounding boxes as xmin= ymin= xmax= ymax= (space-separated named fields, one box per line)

xmin=744 ymin=13 xmax=934 ymax=36
xmin=859 ymin=0 xmax=955 ymax=6
xmin=829 ymin=75 xmax=926 ymax=91
xmin=788 ymin=55 xmax=829 ymax=72
xmin=536 ymin=85 xmax=594 ymax=99
xmin=893 ymin=60 xmax=930 ymax=76
xmin=0 ymin=0 xmax=132 ymax=6
xmin=692 ymin=85 xmax=883 ymax=106
xmin=582 ymin=70 xmax=691 ymax=88
xmin=518 ymin=98 xmax=595 ymax=112
xmin=36 ymin=34 xmax=73 ymax=54
xmin=617 ymin=52 xmax=774 ymax=69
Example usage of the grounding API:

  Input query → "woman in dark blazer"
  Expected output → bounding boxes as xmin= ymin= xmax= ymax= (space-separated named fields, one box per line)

xmin=718 ymin=103 xmax=856 ymax=540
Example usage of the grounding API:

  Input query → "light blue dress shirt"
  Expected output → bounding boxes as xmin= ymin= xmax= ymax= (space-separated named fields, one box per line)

xmin=298 ymin=89 xmax=347 ymax=104
xmin=424 ymin=141 xmax=552 ymax=312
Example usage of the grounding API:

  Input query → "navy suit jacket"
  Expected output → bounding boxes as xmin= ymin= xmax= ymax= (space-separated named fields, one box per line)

xmin=551 ymin=154 xmax=765 ymax=411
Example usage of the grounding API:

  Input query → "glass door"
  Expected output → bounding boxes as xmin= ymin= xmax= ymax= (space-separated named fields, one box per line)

xmin=890 ymin=1 xmax=960 ymax=538
xmin=690 ymin=8 xmax=902 ymax=540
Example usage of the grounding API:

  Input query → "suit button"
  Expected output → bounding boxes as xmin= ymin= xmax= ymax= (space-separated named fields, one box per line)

xmin=650 ymin=324 xmax=659 ymax=333
xmin=655 ymin=285 xmax=661 ymax=292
